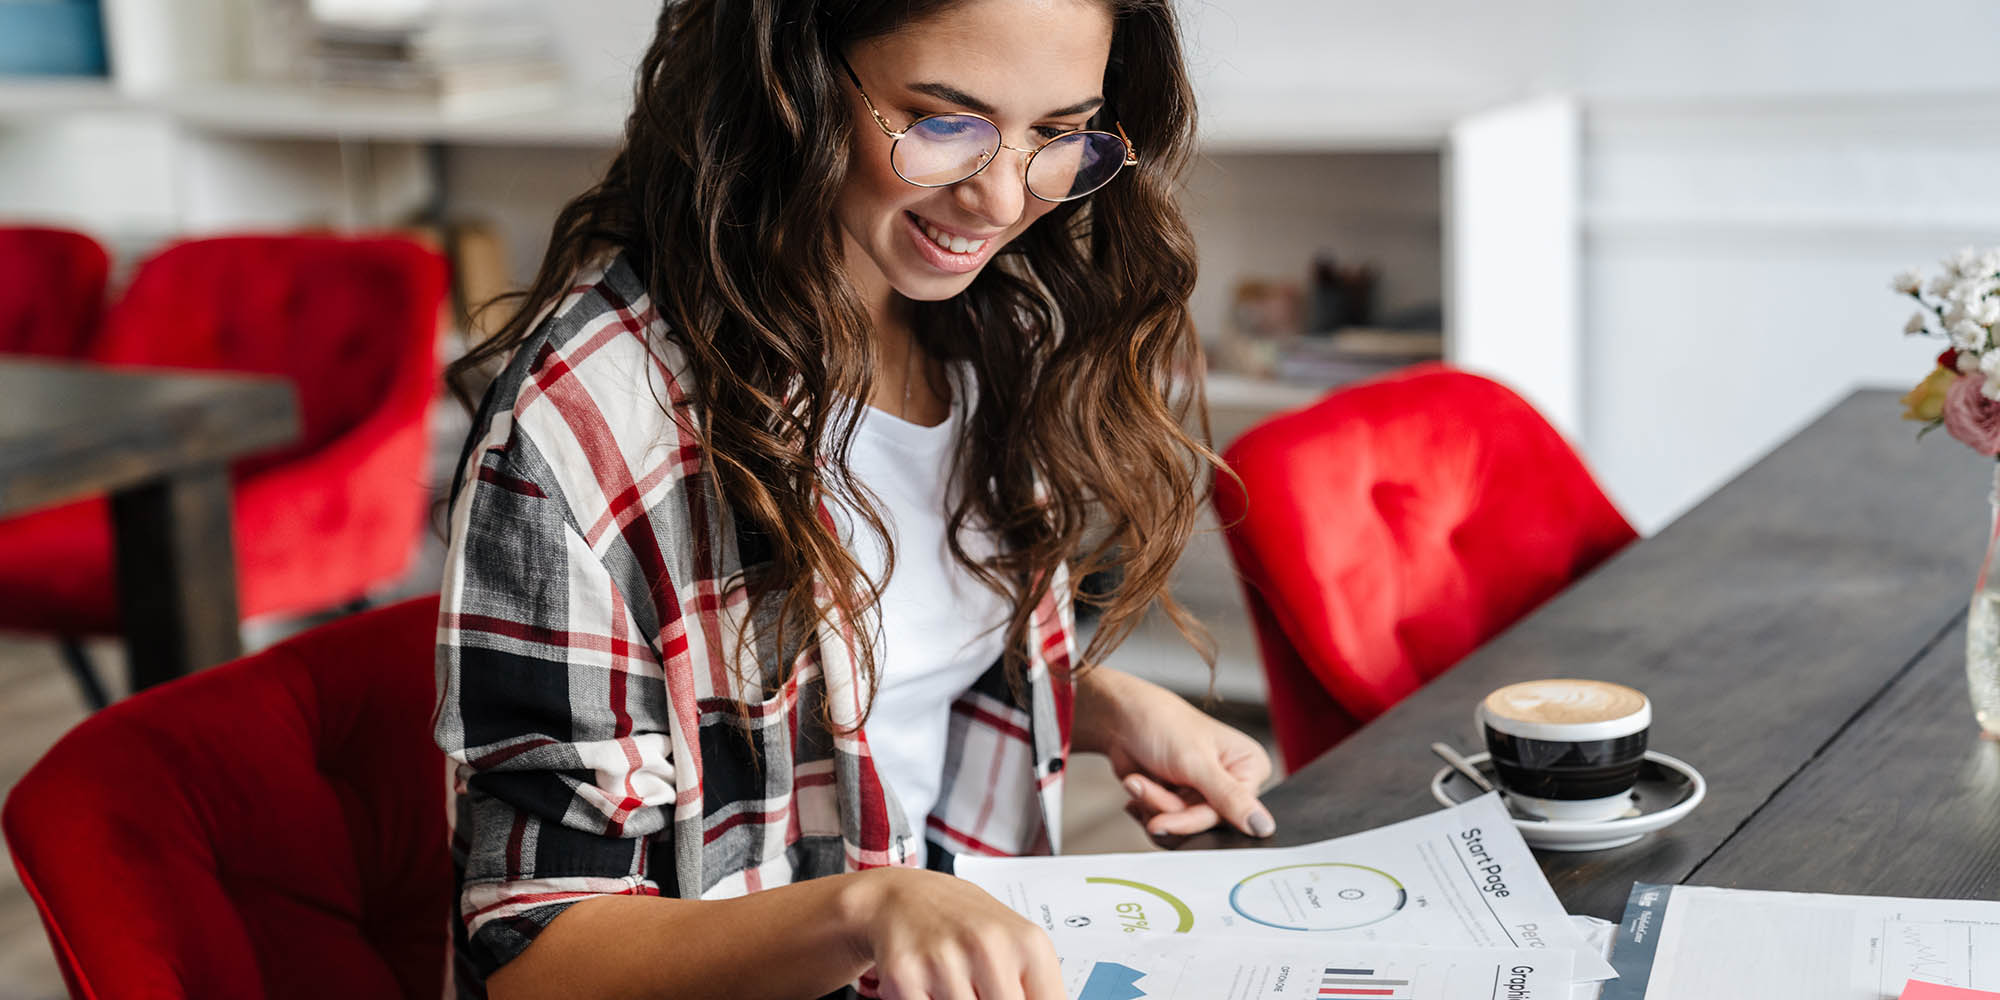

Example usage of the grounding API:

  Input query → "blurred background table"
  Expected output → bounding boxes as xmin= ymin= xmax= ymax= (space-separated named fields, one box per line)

xmin=1184 ymin=388 xmax=2000 ymax=918
xmin=0 ymin=359 xmax=298 ymax=693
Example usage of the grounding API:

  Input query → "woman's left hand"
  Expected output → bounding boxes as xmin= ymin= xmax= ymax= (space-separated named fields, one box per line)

xmin=1073 ymin=668 xmax=1276 ymax=840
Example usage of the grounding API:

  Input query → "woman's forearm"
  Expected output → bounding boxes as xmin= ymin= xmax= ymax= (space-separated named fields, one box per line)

xmin=1071 ymin=665 xmax=1143 ymax=756
xmin=487 ymin=871 xmax=878 ymax=1000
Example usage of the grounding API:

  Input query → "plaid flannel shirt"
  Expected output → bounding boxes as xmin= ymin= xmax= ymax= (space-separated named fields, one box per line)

xmin=433 ymin=254 xmax=1076 ymax=998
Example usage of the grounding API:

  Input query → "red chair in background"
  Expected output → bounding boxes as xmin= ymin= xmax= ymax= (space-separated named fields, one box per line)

xmin=0 ymin=227 xmax=114 ymax=702
xmin=0 ymin=235 xmax=448 ymax=705
xmin=2 ymin=595 xmax=449 ymax=999
xmin=1215 ymin=364 xmax=1637 ymax=773
xmin=0 ymin=226 xmax=109 ymax=358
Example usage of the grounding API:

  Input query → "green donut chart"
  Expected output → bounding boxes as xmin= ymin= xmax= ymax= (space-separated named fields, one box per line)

xmin=1082 ymin=876 xmax=1196 ymax=932
xmin=1227 ymin=862 xmax=1407 ymax=931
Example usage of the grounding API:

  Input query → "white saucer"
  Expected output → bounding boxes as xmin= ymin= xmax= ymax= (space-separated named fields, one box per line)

xmin=1428 ymin=750 xmax=1707 ymax=852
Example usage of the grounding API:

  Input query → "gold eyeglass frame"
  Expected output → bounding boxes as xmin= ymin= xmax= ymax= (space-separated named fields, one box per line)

xmin=838 ymin=55 xmax=1138 ymax=204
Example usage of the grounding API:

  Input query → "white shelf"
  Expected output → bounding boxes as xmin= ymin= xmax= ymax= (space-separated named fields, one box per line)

xmin=0 ymin=79 xmax=626 ymax=146
xmin=158 ymin=85 xmax=627 ymax=146
xmin=0 ymin=77 xmax=128 ymax=117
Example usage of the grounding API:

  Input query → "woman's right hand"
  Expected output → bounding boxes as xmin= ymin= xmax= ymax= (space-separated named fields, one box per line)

xmin=842 ymin=867 xmax=1067 ymax=1000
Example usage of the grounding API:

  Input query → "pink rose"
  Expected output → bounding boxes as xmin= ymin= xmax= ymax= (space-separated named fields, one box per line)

xmin=1944 ymin=373 xmax=2000 ymax=455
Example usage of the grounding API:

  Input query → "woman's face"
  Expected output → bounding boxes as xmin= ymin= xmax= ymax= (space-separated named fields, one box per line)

xmin=834 ymin=0 xmax=1116 ymax=310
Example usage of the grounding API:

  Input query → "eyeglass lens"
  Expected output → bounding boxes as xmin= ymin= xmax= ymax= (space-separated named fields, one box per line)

xmin=893 ymin=116 xmax=1001 ymax=186
xmin=1026 ymin=131 xmax=1126 ymax=201
xmin=891 ymin=114 xmax=1128 ymax=201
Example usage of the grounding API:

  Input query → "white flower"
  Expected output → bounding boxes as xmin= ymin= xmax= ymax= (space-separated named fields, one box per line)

xmin=1892 ymin=268 xmax=1925 ymax=295
xmin=1981 ymin=248 xmax=2000 ymax=278
xmin=1951 ymin=320 xmax=1988 ymax=350
xmin=1975 ymin=297 xmax=2000 ymax=328
xmin=1950 ymin=246 xmax=1985 ymax=278
xmin=1961 ymin=350 xmax=1984 ymax=374
xmin=1907 ymin=311 xmax=1932 ymax=335
xmin=1945 ymin=302 xmax=1972 ymax=329
xmin=1928 ymin=273 xmax=1960 ymax=297
xmin=1954 ymin=277 xmax=2000 ymax=305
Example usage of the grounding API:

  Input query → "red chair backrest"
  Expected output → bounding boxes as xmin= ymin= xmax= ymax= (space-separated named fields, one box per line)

xmin=0 ymin=226 xmax=110 ymax=358
xmin=1216 ymin=364 xmax=1637 ymax=772
xmin=93 ymin=234 xmax=448 ymax=474
xmin=2 ymin=596 xmax=449 ymax=1000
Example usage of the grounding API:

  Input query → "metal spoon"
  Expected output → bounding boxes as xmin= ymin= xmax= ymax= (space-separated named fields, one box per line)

xmin=1429 ymin=741 xmax=1498 ymax=794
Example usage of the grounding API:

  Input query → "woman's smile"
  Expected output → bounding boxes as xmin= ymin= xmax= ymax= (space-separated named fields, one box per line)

xmin=903 ymin=209 xmax=1001 ymax=274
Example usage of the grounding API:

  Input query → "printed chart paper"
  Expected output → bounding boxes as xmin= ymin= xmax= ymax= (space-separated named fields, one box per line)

xmin=1057 ymin=932 xmax=1573 ymax=1000
xmin=1605 ymin=884 xmax=2000 ymax=1000
xmin=957 ymin=794 xmax=1615 ymax=982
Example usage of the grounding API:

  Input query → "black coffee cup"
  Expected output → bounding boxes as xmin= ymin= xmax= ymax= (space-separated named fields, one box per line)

xmin=1476 ymin=679 xmax=1650 ymax=822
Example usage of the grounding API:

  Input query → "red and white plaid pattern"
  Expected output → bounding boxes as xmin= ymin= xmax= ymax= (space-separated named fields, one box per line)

xmin=433 ymin=255 xmax=1075 ymax=997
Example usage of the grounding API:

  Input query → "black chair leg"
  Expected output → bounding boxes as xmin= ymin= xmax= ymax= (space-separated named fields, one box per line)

xmin=58 ymin=637 xmax=112 ymax=711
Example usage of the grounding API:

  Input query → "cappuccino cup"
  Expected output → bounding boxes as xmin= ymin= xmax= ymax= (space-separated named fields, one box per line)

xmin=1477 ymin=679 xmax=1650 ymax=822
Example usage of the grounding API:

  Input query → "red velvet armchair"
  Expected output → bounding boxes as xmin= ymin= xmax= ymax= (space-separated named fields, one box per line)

xmin=1215 ymin=364 xmax=1637 ymax=772
xmin=0 ymin=235 xmax=448 ymax=647
xmin=0 ymin=226 xmax=108 ymax=358
xmin=2 ymin=595 xmax=450 ymax=999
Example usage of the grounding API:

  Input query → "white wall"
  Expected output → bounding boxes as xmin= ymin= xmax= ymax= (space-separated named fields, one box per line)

xmin=1180 ymin=0 xmax=2000 ymax=103
xmin=1582 ymin=95 xmax=2000 ymax=528
xmin=0 ymin=113 xmax=178 ymax=240
xmin=541 ymin=0 xmax=655 ymax=103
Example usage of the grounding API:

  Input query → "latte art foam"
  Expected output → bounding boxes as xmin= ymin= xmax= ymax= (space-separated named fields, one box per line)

xmin=1482 ymin=679 xmax=1647 ymax=726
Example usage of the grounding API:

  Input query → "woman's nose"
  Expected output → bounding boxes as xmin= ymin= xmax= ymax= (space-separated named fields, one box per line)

xmin=951 ymin=152 xmax=1029 ymax=230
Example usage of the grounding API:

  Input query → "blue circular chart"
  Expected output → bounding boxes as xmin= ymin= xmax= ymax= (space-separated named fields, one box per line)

xmin=1227 ymin=862 xmax=1407 ymax=931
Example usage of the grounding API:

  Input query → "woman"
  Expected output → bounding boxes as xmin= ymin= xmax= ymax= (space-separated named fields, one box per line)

xmin=435 ymin=0 xmax=1273 ymax=997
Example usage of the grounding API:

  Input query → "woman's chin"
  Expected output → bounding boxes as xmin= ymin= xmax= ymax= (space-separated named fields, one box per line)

xmin=891 ymin=267 xmax=983 ymax=302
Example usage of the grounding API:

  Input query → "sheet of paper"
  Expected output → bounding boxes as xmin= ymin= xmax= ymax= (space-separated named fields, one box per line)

xmin=1899 ymin=981 xmax=2000 ymax=1000
xmin=957 ymin=793 xmax=1615 ymax=982
xmin=1569 ymin=915 xmax=1618 ymax=1000
xmin=1057 ymin=932 xmax=1573 ymax=1000
xmin=1604 ymin=884 xmax=2000 ymax=1000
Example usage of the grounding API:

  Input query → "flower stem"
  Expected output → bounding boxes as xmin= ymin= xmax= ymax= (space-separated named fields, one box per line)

xmin=1979 ymin=462 xmax=2000 ymax=595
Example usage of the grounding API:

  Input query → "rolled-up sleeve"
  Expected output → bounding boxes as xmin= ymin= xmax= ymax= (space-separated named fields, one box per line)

xmin=433 ymin=422 xmax=679 ymax=979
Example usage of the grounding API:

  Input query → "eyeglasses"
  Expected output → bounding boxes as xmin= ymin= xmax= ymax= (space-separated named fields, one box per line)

xmin=838 ymin=55 xmax=1138 ymax=203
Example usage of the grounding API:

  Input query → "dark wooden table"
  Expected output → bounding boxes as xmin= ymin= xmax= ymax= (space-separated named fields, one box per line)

xmin=0 ymin=359 xmax=299 ymax=694
xmin=1183 ymin=389 xmax=2000 ymax=919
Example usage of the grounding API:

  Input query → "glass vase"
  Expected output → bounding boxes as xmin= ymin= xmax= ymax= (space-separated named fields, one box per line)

xmin=1967 ymin=463 xmax=2000 ymax=738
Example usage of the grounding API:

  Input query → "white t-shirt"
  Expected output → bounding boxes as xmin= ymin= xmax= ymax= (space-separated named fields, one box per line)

xmin=841 ymin=379 xmax=1010 ymax=867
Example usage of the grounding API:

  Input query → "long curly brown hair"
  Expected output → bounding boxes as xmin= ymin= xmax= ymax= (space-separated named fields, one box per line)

xmin=449 ymin=0 xmax=1216 ymax=715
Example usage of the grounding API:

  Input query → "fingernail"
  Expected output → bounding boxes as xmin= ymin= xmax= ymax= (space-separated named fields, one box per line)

xmin=1248 ymin=810 xmax=1275 ymax=838
xmin=1124 ymin=777 xmax=1144 ymax=798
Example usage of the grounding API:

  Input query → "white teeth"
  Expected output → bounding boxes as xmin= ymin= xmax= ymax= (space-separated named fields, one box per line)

xmin=917 ymin=217 xmax=987 ymax=256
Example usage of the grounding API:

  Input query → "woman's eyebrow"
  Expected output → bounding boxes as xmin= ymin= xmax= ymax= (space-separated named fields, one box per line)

xmin=908 ymin=81 xmax=1105 ymax=119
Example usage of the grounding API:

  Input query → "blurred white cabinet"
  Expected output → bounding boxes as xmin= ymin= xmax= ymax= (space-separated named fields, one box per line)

xmin=1448 ymin=96 xmax=1582 ymax=438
